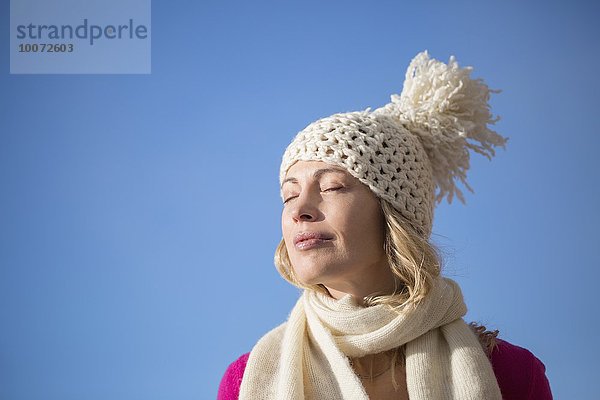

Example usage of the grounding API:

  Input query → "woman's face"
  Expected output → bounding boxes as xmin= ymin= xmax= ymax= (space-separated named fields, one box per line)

xmin=281 ymin=160 xmax=393 ymax=298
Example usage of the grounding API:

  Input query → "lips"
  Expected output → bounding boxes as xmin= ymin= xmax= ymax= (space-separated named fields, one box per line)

xmin=294 ymin=232 xmax=333 ymax=249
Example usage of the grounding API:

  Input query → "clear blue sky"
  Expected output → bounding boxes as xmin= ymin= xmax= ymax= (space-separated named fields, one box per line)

xmin=1 ymin=1 xmax=598 ymax=399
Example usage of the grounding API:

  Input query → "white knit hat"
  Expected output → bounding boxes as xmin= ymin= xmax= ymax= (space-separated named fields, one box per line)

xmin=279 ymin=51 xmax=508 ymax=238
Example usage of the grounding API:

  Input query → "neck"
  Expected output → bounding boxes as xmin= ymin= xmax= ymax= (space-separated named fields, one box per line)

xmin=350 ymin=348 xmax=402 ymax=379
xmin=324 ymin=265 xmax=397 ymax=306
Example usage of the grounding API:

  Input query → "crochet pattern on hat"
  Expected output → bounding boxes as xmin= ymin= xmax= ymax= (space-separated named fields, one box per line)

xmin=280 ymin=109 xmax=435 ymax=238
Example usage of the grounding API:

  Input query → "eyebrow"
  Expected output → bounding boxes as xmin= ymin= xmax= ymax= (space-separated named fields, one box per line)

xmin=281 ymin=167 xmax=347 ymax=189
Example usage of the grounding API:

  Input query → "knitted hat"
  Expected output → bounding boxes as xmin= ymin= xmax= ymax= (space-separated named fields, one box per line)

xmin=279 ymin=51 xmax=508 ymax=239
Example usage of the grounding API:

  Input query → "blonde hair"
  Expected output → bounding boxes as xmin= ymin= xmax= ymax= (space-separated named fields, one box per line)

xmin=274 ymin=197 xmax=443 ymax=311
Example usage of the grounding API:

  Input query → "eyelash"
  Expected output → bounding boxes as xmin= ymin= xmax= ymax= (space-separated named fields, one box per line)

xmin=283 ymin=187 xmax=342 ymax=205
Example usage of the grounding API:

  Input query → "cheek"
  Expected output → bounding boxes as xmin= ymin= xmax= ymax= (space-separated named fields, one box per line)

xmin=341 ymin=202 xmax=384 ymax=249
xmin=281 ymin=213 xmax=295 ymax=249
xmin=281 ymin=212 xmax=292 ymax=234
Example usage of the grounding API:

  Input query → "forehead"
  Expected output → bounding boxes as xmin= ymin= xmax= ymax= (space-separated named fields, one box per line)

xmin=286 ymin=160 xmax=346 ymax=175
xmin=281 ymin=161 xmax=353 ymax=190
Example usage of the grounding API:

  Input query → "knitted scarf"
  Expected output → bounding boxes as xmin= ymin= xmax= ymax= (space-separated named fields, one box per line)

xmin=239 ymin=276 xmax=502 ymax=399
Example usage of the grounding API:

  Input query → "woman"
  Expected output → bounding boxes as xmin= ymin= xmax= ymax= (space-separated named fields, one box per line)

xmin=218 ymin=51 xmax=553 ymax=399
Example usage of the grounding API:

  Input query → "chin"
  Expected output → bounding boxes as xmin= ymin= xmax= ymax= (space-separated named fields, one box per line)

xmin=292 ymin=260 xmax=343 ymax=287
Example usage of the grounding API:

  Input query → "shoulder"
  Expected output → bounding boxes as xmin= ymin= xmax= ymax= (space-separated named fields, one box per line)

xmin=468 ymin=323 xmax=553 ymax=399
xmin=489 ymin=338 xmax=553 ymax=400
xmin=217 ymin=353 xmax=250 ymax=400
xmin=217 ymin=323 xmax=287 ymax=400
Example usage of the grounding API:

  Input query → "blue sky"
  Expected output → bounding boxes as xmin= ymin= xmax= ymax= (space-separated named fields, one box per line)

xmin=1 ymin=1 xmax=598 ymax=399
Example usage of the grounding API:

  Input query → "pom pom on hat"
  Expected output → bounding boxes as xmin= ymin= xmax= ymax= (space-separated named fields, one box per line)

xmin=373 ymin=50 xmax=509 ymax=205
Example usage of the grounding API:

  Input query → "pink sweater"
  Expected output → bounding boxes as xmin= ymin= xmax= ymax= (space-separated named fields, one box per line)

xmin=218 ymin=338 xmax=552 ymax=399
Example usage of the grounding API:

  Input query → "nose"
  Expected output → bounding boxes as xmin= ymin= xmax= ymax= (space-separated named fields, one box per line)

xmin=294 ymin=210 xmax=315 ymax=222
xmin=289 ymin=190 xmax=320 ymax=222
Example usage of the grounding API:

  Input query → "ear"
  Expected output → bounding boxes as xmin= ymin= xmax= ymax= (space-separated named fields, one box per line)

xmin=468 ymin=321 xmax=500 ymax=357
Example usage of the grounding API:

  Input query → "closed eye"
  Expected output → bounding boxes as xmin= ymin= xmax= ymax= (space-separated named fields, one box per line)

xmin=283 ymin=187 xmax=343 ymax=205
xmin=283 ymin=196 xmax=296 ymax=204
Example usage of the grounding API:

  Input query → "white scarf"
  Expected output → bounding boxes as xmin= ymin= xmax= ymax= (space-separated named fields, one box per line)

xmin=239 ymin=277 xmax=502 ymax=399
